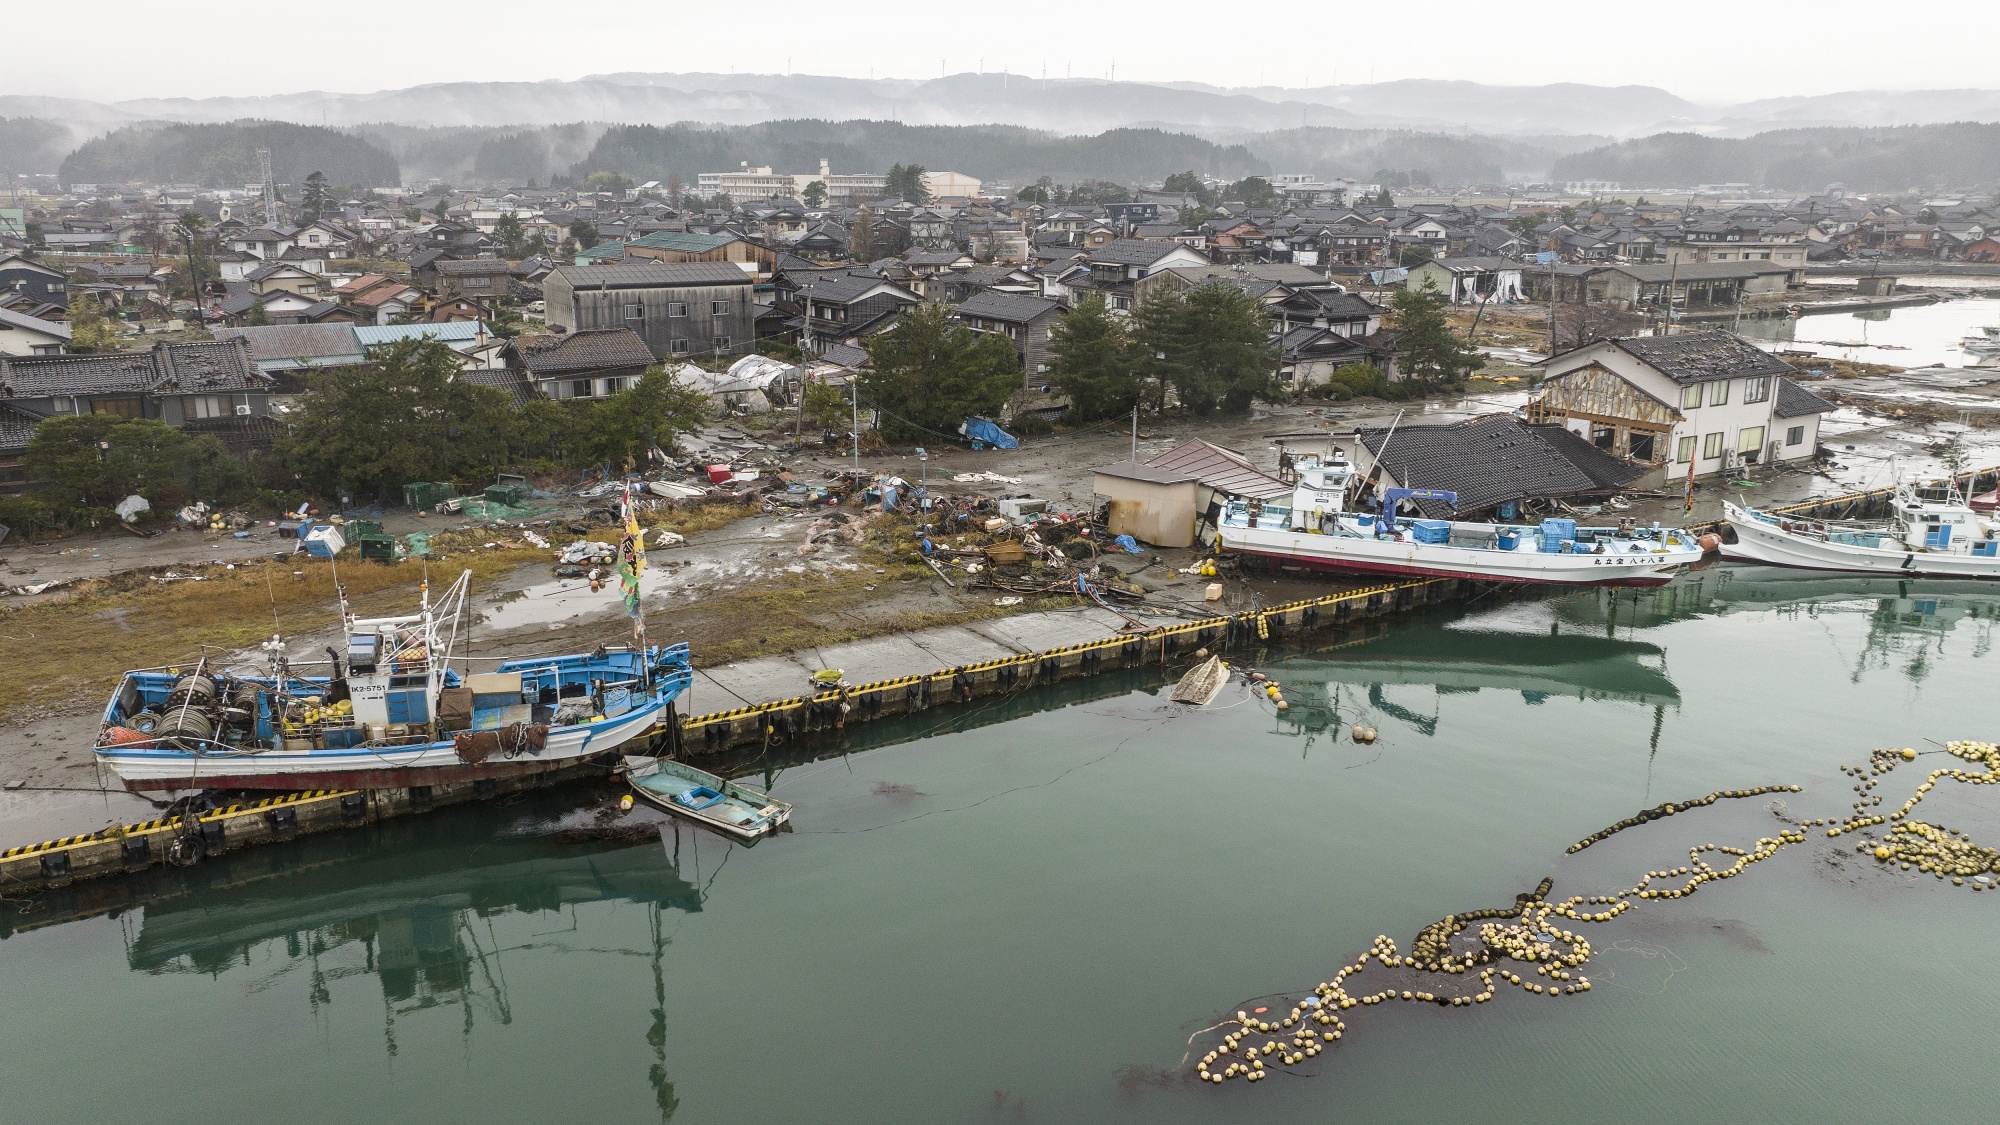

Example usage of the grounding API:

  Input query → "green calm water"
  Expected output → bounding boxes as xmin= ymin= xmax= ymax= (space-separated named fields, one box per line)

xmin=7 ymin=566 xmax=2000 ymax=1124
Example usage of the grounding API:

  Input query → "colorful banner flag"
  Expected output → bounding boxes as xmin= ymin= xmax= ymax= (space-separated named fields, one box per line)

xmin=1683 ymin=448 xmax=1696 ymax=516
xmin=618 ymin=482 xmax=647 ymax=640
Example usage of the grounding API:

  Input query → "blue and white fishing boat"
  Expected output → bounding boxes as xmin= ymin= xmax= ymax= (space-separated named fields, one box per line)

xmin=1218 ymin=453 xmax=1704 ymax=587
xmin=96 ymin=483 xmax=691 ymax=793
xmin=93 ymin=570 xmax=693 ymax=792
xmin=1723 ymin=482 xmax=2000 ymax=577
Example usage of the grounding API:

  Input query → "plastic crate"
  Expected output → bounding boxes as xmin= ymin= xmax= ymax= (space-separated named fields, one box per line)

xmin=1410 ymin=519 xmax=1451 ymax=544
xmin=1539 ymin=518 xmax=1576 ymax=553
xmin=485 ymin=483 xmax=530 ymax=506
xmin=344 ymin=519 xmax=385 ymax=540
xmin=403 ymin=481 xmax=456 ymax=510
xmin=357 ymin=536 xmax=397 ymax=561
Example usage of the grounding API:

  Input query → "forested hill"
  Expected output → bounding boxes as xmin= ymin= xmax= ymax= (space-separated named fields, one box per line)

xmin=573 ymin=122 xmax=1269 ymax=187
xmin=58 ymin=121 xmax=399 ymax=188
xmin=1549 ymin=123 xmax=2000 ymax=192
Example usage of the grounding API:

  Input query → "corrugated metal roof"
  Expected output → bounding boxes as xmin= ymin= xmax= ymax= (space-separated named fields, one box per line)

xmin=628 ymin=230 xmax=739 ymax=253
xmin=551 ymin=261 xmax=752 ymax=289
xmin=355 ymin=322 xmax=486 ymax=348
xmin=1145 ymin=438 xmax=1292 ymax=500
xmin=215 ymin=324 xmax=363 ymax=365
xmin=1094 ymin=462 xmax=1198 ymax=485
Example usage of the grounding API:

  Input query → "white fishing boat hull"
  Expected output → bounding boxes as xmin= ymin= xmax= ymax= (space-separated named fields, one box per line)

xmin=96 ymin=699 xmax=669 ymax=792
xmin=1220 ymin=524 xmax=1699 ymax=587
xmin=1722 ymin=501 xmax=2000 ymax=577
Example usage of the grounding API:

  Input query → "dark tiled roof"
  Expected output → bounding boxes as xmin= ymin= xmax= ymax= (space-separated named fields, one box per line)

xmin=1774 ymin=377 xmax=1835 ymax=418
xmin=954 ymin=291 xmax=1059 ymax=324
xmin=1090 ymin=239 xmax=1202 ymax=266
xmin=214 ymin=324 xmax=363 ymax=364
xmin=799 ymin=272 xmax=916 ymax=304
xmin=1355 ymin=414 xmax=1646 ymax=515
xmin=458 ymin=367 xmax=538 ymax=404
xmin=0 ymin=401 xmax=42 ymax=453
xmin=549 ymin=261 xmax=751 ymax=289
xmin=814 ymin=342 xmax=871 ymax=369
xmin=150 ymin=339 xmax=268 ymax=393
xmin=0 ymin=350 xmax=155 ymax=396
xmin=512 ymin=328 xmax=656 ymax=376
xmin=1613 ymin=332 xmax=1795 ymax=385
xmin=435 ymin=258 xmax=512 ymax=275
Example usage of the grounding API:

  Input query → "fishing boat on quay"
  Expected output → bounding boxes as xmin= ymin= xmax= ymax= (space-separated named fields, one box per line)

xmin=1722 ymin=483 xmax=2000 ymax=577
xmin=1216 ymin=453 xmax=1705 ymax=587
xmin=94 ymin=484 xmax=689 ymax=793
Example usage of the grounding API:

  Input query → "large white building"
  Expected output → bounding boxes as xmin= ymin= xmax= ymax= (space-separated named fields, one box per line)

xmin=1529 ymin=331 xmax=1834 ymax=481
xmin=696 ymin=160 xmax=977 ymax=201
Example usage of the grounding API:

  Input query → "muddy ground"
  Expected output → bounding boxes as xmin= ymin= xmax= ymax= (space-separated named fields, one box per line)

xmin=8 ymin=365 xmax=2000 ymax=799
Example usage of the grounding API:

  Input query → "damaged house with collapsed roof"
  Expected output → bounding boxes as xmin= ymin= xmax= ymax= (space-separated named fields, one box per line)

xmin=1527 ymin=330 xmax=1833 ymax=481
xmin=1348 ymin=415 xmax=1651 ymax=521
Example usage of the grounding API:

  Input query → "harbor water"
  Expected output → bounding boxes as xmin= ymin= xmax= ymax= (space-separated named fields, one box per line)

xmin=6 ymin=566 xmax=2000 ymax=1122
xmin=1741 ymin=294 xmax=2000 ymax=368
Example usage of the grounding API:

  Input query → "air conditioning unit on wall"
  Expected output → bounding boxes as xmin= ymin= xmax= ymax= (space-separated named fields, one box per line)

xmin=234 ymin=404 xmax=252 ymax=415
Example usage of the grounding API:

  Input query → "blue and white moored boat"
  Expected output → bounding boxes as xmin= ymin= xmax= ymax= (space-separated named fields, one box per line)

xmin=1723 ymin=483 xmax=2000 ymax=577
xmin=1217 ymin=453 xmax=1704 ymax=587
xmin=94 ymin=569 xmax=693 ymax=792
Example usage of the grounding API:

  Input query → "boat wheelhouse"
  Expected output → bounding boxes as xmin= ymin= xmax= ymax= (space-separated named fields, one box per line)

xmin=1723 ymin=484 xmax=2000 ymax=577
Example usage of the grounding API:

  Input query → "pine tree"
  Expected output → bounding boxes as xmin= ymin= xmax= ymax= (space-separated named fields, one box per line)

xmin=301 ymin=171 xmax=331 ymax=222
xmin=1045 ymin=294 xmax=1136 ymax=421
xmin=1388 ymin=279 xmax=1482 ymax=390
xmin=859 ymin=304 xmax=1019 ymax=441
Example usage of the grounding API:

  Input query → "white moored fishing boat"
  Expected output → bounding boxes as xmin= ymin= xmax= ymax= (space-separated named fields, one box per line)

xmin=1722 ymin=484 xmax=2000 ymax=577
xmin=1217 ymin=453 xmax=1704 ymax=587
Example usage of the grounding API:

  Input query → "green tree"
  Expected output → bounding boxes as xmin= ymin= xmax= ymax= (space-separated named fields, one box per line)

xmin=586 ymin=170 xmax=635 ymax=193
xmin=1044 ymin=294 xmax=1136 ymax=421
xmin=1135 ymin=282 xmax=1278 ymax=415
xmin=1388 ymin=279 xmax=1481 ymax=390
xmin=431 ymin=198 xmax=450 ymax=220
xmin=1163 ymin=171 xmax=1215 ymax=206
xmin=1228 ymin=176 xmax=1280 ymax=209
xmin=1507 ymin=211 xmax=1548 ymax=237
xmin=799 ymin=379 xmax=849 ymax=431
xmin=301 ymin=171 xmax=331 ymax=222
xmin=65 ymin=292 xmax=118 ymax=351
xmin=1398 ymin=243 xmax=1436 ymax=267
xmin=493 ymin=213 xmax=526 ymax=257
xmin=275 ymin=339 xmax=514 ymax=498
xmin=1016 ymin=184 xmax=1050 ymax=203
xmin=24 ymin=414 xmax=249 ymax=516
xmin=569 ymin=218 xmax=598 ymax=249
xmin=859 ymin=303 xmax=1018 ymax=441
xmin=849 ymin=205 xmax=874 ymax=261
xmin=575 ymin=367 xmax=713 ymax=467
xmin=801 ymin=180 xmax=828 ymax=208
xmin=246 ymin=300 xmax=272 ymax=326
xmin=885 ymin=164 xmax=931 ymax=204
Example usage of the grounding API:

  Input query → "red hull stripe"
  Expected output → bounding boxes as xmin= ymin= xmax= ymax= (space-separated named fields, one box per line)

xmin=118 ymin=756 xmax=613 ymax=793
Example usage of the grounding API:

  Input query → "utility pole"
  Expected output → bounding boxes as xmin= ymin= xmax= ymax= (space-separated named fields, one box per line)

xmin=258 ymin=148 xmax=277 ymax=227
xmin=1131 ymin=402 xmax=1139 ymax=462
xmin=851 ymin=372 xmax=860 ymax=480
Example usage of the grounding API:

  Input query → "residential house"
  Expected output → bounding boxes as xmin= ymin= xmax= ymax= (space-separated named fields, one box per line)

xmin=508 ymin=328 xmax=656 ymax=400
xmin=1405 ymin=257 xmax=1527 ymax=304
xmin=0 ymin=253 xmax=67 ymax=304
xmin=1528 ymin=331 xmax=1833 ymax=481
xmin=792 ymin=272 xmax=922 ymax=353
xmin=624 ymin=230 xmax=775 ymax=281
xmin=0 ymin=338 xmax=276 ymax=466
xmin=0 ymin=308 xmax=71 ymax=356
xmin=1348 ymin=414 xmax=1648 ymax=519
xmin=1076 ymin=240 xmax=1211 ymax=312
xmin=543 ymin=261 xmax=756 ymax=362
xmin=953 ymin=291 xmax=1063 ymax=387
xmin=429 ymin=258 xmax=514 ymax=300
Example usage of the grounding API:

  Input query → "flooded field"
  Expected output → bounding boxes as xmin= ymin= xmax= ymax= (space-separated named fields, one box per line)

xmin=5 ymin=567 xmax=2000 ymax=1122
xmin=1742 ymin=295 xmax=2000 ymax=368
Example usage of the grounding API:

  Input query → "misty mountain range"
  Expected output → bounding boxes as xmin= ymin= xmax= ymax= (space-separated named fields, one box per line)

xmin=5 ymin=72 xmax=2000 ymax=140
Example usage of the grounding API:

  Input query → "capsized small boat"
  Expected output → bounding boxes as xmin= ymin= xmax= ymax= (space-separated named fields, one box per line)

xmin=94 ymin=569 xmax=693 ymax=792
xmin=1722 ymin=484 xmax=2000 ymax=577
xmin=1216 ymin=454 xmax=1704 ymax=588
xmin=623 ymin=756 xmax=791 ymax=840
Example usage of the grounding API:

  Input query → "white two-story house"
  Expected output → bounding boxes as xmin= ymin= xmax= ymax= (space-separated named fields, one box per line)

xmin=1529 ymin=331 xmax=1834 ymax=483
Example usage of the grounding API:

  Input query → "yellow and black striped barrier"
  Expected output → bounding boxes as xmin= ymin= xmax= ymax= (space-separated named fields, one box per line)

xmin=678 ymin=577 xmax=1457 ymax=751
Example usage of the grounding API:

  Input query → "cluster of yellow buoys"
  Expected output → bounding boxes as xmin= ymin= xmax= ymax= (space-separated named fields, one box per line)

xmin=1566 ymin=785 xmax=1801 ymax=854
xmin=1830 ymin=741 xmax=2000 ymax=888
xmin=1195 ymin=786 xmax=1817 ymax=1088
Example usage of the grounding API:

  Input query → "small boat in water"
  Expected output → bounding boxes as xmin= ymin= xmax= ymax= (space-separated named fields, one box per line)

xmin=1216 ymin=454 xmax=1704 ymax=587
xmin=94 ymin=569 xmax=693 ymax=792
xmin=1722 ymin=484 xmax=2000 ymax=576
xmin=623 ymin=756 xmax=791 ymax=840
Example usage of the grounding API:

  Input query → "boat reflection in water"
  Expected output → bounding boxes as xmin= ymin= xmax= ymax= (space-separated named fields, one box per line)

xmin=1270 ymin=627 xmax=1679 ymax=743
xmin=122 ymin=798 xmax=721 ymax=1121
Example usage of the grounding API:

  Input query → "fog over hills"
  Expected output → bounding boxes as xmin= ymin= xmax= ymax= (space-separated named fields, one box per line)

xmin=8 ymin=71 xmax=1998 ymax=140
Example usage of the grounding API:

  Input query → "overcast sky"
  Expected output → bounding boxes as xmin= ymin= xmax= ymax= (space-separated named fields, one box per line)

xmin=9 ymin=1 xmax=1999 ymax=104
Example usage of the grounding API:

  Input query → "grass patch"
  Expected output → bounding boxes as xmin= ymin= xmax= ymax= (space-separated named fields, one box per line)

xmin=0 ymin=546 xmax=546 ymax=724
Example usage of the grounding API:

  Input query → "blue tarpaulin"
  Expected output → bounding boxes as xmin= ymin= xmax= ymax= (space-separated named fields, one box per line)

xmin=1114 ymin=535 xmax=1143 ymax=554
xmin=960 ymin=417 xmax=1019 ymax=450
